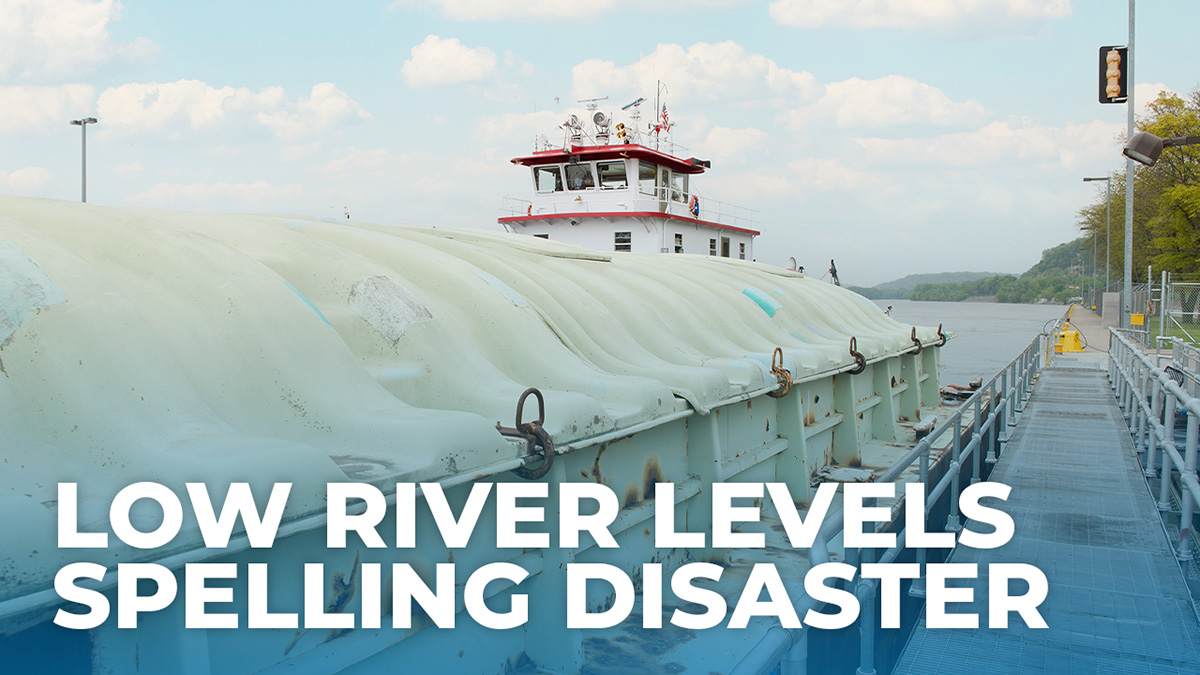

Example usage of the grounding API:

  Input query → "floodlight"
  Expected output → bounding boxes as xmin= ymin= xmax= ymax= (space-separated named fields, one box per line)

xmin=1122 ymin=131 xmax=1200 ymax=167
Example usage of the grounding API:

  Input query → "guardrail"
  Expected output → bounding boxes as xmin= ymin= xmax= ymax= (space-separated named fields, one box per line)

xmin=1154 ymin=336 xmax=1200 ymax=399
xmin=730 ymin=328 xmax=1052 ymax=675
xmin=1109 ymin=329 xmax=1200 ymax=561
xmin=500 ymin=188 xmax=761 ymax=232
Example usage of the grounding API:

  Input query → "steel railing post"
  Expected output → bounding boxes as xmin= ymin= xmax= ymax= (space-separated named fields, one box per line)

xmin=1160 ymin=392 xmax=1178 ymax=512
xmin=971 ymin=395 xmax=982 ymax=484
xmin=856 ymin=548 xmax=877 ymax=675
xmin=986 ymin=380 xmax=998 ymax=466
xmin=781 ymin=627 xmax=808 ymax=675
xmin=1003 ymin=367 xmax=1014 ymax=432
xmin=1179 ymin=412 xmax=1198 ymax=560
xmin=1147 ymin=376 xmax=1163 ymax=478
xmin=910 ymin=442 xmax=931 ymax=599
xmin=946 ymin=415 xmax=963 ymax=533
xmin=1137 ymin=364 xmax=1149 ymax=450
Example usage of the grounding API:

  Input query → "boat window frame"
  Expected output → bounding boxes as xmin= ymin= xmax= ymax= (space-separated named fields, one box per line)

xmin=597 ymin=160 xmax=628 ymax=189
xmin=670 ymin=172 xmax=687 ymax=202
xmin=565 ymin=163 xmax=595 ymax=191
xmin=638 ymin=161 xmax=657 ymax=196
xmin=614 ymin=231 xmax=632 ymax=252
xmin=534 ymin=166 xmax=563 ymax=193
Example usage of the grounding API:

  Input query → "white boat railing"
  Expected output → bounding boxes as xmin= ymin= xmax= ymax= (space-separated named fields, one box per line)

xmin=500 ymin=188 xmax=760 ymax=232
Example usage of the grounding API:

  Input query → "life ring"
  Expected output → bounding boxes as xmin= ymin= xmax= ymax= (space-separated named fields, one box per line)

xmin=688 ymin=194 xmax=700 ymax=218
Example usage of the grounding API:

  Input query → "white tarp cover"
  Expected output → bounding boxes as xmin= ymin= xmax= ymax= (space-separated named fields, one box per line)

xmin=0 ymin=195 xmax=936 ymax=603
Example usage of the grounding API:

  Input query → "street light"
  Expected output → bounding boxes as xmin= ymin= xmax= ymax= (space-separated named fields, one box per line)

xmin=1122 ymin=130 xmax=1200 ymax=167
xmin=69 ymin=117 xmax=98 ymax=203
xmin=1083 ymin=176 xmax=1112 ymax=292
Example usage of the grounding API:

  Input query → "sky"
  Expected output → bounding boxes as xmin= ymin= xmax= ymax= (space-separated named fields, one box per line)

xmin=1 ymin=0 xmax=1196 ymax=286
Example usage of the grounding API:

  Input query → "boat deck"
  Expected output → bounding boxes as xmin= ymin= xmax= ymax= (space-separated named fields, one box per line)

xmin=894 ymin=352 xmax=1200 ymax=674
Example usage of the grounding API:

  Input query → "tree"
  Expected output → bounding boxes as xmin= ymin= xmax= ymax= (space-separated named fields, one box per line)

xmin=1078 ymin=88 xmax=1200 ymax=308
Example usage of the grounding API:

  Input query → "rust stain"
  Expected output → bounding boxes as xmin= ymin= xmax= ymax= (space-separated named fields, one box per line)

xmin=804 ymin=410 xmax=816 ymax=426
xmin=284 ymin=549 xmax=361 ymax=655
xmin=580 ymin=615 xmax=696 ymax=674
xmin=590 ymin=444 xmax=608 ymax=484
xmin=642 ymin=455 xmax=664 ymax=501
xmin=624 ymin=484 xmax=639 ymax=508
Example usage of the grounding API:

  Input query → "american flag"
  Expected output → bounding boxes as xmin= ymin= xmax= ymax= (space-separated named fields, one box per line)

xmin=654 ymin=104 xmax=671 ymax=134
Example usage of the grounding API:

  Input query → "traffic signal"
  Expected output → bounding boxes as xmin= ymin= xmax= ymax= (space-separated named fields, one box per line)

xmin=1098 ymin=45 xmax=1128 ymax=104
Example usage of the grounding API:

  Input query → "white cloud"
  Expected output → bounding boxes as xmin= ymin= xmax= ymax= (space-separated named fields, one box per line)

xmin=96 ymin=81 xmax=365 ymax=140
xmin=1135 ymin=82 xmax=1176 ymax=119
xmin=702 ymin=171 xmax=795 ymax=205
xmin=768 ymin=0 xmax=1071 ymax=30
xmin=97 ymin=80 xmax=286 ymax=131
xmin=478 ymin=110 xmax=564 ymax=144
xmin=0 ymin=84 xmax=96 ymax=133
xmin=572 ymin=41 xmax=819 ymax=106
xmin=320 ymin=147 xmax=389 ymax=175
xmin=0 ymin=166 xmax=52 ymax=193
xmin=389 ymin=0 xmax=620 ymax=21
xmin=401 ymin=35 xmax=497 ymax=88
xmin=698 ymin=127 xmax=766 ymax=165
xmin=0 ymin=0 xmax=158 ymax=79
xmin=281 ymin=141 xmax=322 ymax=161
xmin=114 ymin=161 xmax=141 ymax=174
xmin=127 ymin=180 xmax=313 ymax=209
xmin=788 ymin=157 xmax=881 ymax=191
xmin=254 ymin=83 xmax=371 ymax=140
xmin=114 ymin=36 xmax=161 ymax=64
xmin=854 ymin=120 xmax=1125 ymax=169
xmin=783 ymin=76 xmax=987 ymax=129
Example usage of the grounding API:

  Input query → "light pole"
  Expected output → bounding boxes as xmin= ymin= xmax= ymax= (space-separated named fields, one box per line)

xmin=69 ymin=117 xmax=98 ymax=203
xmin=1083 ymin=176 xmax=1111 ymax=292
xmin=1123 ymin=0 xmax=1134 ymax=328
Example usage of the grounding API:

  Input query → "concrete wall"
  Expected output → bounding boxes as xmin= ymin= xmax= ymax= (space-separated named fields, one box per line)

xmin=1102 ymin=291 xmax=1121 ymax=330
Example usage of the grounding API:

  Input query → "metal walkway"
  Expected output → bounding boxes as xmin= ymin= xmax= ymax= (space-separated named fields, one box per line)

xmin=894 ymin=355 xmax=1200 ymax=674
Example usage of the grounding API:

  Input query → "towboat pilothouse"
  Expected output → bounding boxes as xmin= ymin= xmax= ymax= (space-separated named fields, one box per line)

xmin=499 ymin=98 xmax=760 ymax=260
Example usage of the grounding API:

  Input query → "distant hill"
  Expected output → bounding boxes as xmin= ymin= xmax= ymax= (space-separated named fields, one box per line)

xmin=849 ymin=271 xmax=999 ymax=299
xmin=907 ymin=237 xmax=1088 ymax=303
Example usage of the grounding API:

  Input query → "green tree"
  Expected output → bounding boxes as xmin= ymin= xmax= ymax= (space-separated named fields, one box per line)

xmin=1078 ymin=88 xmax=1200 ymax=311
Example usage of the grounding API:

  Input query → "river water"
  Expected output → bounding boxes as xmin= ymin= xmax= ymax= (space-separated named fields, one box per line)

xmin=873 ymin=299 xmax=1068 ymax=388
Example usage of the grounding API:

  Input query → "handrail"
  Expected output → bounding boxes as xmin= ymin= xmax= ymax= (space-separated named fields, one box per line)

xmin=500 ymin=187 xmax=762 ymax=231
xmin=730 ymin=324 xmax=1053 ymax=675
xmin=1109 ymin=329 xmax=1200 ymax=561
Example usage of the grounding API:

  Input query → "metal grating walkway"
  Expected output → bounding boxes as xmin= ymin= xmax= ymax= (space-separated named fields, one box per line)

xmin=894 ymin=357 xmax=1200 ymax=674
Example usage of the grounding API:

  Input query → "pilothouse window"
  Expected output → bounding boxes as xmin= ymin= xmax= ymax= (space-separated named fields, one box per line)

xmin=597 ymin=161 xmax=627 ymax=189
xmin=671 ymin=172 xmax=687 ymax=202
xmin=565 ymin=164 xmax=595 ymax=190
xmin=534 ymin=166 xmax=563 ymax=193
xmin=639 ymin=162 xmax=657 ymax=196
